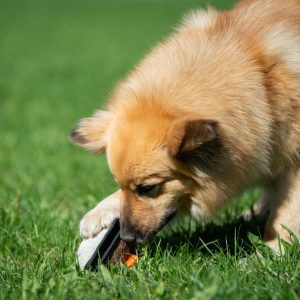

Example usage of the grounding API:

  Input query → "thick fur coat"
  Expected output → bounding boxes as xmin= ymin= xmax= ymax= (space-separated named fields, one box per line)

xmin=70 ymin=0 xmax=300 ymax=251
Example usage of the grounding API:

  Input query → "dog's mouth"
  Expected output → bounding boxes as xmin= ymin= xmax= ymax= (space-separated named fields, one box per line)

xmin=135 ymin=210 xmax=177 ymax=244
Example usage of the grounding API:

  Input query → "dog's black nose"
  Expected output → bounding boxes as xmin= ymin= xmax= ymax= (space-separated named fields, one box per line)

xmin=120 ymin=229 xmax=135 ymax=242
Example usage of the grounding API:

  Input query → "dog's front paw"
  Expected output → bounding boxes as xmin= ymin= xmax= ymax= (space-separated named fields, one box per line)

xmin=79 ymin=191 xmax=120 ymax=239
xmin=80 ymin=209 xmax=114 ymax=239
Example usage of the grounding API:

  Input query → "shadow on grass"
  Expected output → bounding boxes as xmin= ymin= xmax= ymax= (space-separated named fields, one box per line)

xmin=147 ymin=213 xmax=268 ymax=257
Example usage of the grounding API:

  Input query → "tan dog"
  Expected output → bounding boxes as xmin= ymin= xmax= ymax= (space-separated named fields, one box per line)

xmin=70 ymin=0 xmax=300 ymax=252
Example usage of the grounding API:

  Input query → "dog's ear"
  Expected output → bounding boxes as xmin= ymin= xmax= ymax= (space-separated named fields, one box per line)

xmin=69 ymin=110 xmax=113 ymax=154
xmin=167 ymin=118 xmax=218 ymax=158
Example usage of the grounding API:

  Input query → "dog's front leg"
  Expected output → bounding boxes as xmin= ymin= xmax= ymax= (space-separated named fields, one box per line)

xmin=80 ymin=190 xmax=121 ymax=239
xmin=264 ymin=167 xmax=300 ymax=253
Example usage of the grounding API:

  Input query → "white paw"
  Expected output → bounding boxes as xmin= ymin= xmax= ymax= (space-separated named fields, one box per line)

xmin=79 ymin=192 xmax=120 ymax=239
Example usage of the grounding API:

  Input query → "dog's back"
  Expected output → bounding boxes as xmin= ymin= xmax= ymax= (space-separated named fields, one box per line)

xmin=231 ymin=0 xmax=300 ymax=172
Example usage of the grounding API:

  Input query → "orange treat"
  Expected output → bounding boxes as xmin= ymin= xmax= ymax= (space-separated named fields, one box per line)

xmin=124 ymin=254 xmax=138 ymax=268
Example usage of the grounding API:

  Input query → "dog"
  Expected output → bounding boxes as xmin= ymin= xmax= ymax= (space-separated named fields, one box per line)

xmin=70 ymin=0 xmax=300 ymax=252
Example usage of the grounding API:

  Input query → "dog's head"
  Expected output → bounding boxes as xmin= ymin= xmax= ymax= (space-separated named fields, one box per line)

xmin=70 ymin=99 xmax=227 ymax=243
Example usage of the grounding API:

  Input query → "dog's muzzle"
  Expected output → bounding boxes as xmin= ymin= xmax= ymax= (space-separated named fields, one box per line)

xmin=120 ymin=210 xmax=177 ymax=244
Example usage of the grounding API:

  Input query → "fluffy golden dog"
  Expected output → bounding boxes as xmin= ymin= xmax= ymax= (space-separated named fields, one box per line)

xmin=70 ymin=0 xmax=300 ymax=252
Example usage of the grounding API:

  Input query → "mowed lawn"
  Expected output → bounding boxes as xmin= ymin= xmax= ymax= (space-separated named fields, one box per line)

xmin=1 ymin=0 xmax=300 ymax=299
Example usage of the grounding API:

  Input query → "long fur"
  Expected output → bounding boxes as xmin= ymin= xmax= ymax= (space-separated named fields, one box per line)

xmin=72 ymin=0 xmax=300 ymax=251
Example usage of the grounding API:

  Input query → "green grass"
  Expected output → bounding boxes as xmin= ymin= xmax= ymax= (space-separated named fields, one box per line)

xmin=1 ymin=0 xmax=300 ymax=299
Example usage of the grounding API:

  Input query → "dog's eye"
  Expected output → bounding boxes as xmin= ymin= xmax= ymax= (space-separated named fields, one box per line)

xmin=136 ymin=184 xmax=160 ymax=198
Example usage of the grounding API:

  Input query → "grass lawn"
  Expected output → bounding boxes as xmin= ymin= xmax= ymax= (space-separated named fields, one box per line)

xmin=1 ymin=0 xmax=300 ymax=299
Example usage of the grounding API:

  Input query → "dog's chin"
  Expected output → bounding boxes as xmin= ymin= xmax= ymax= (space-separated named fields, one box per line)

xmin=135 ymin=210 xmax=177 ymax=244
